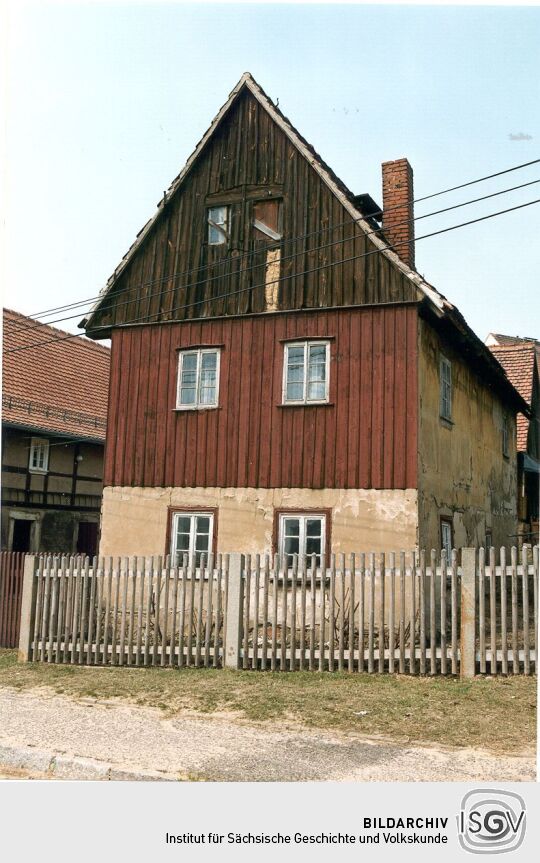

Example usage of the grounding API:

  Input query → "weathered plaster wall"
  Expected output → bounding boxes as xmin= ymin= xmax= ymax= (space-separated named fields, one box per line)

xmin=418 ymin=318 xmax=518 ymax=549
xmin=99 ymin=486 xmax=418 ymax=557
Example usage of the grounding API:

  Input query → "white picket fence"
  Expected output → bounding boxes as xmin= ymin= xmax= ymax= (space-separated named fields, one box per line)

xmin=17 ymin=546 xmax=539 ymax=677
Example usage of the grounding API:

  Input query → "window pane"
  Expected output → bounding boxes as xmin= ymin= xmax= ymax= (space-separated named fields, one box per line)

xmin=286 ymin=382 xmax=303 ymax=401
xmin=307 ymin=380 xmax=326 ymax=400
xmin=176 ymin=516 xmax=191 ymax=534
xmin=175 ymin=532 xmax=190 ymax=552
xmin=181 ymin=369 xmax=197 ymax=386
xmin=287 ymin=363 xmax=304 ymax=383
xmin=305 ymin=536 xmax=322 ymax=557
xmin=287 ymin=346 xmax=304 ymax=363
xmin=309 ymin=344 xmax=326 ymax=361
xmin=182 ymin=353 xmax=197 ymax=371
xmin=284 ymin=536 xmax=300 ymax=557
xmin=196 ymin=516 xmax=210 ymax=534
xmin=195 ymin=533 xmax=210 ymax=553
xmin=201 ymin=352 xmax=217 ymax=370
xmin=306 ymin=519 xmax=322 ymax=537
xmin=180 ymin=387 xmax=196 ymax=405
xmin=283 ymin=518 xmax=300 ymax=537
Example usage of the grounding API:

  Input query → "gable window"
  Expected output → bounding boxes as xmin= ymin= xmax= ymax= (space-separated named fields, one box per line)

xmin=170 ymin=511 xmax=214 ymax=566
xmin=439 ymin=355 xmax=452 ymax=421
xmin=283 ymin=341 xmax=330 ymax=404
xmin=176 ymin=348 xmax=220 ymax=409
xmin=502 ymin=414 xmax=509 ymax=457
xmin=440 ymin=517 xmax=453 ymax=558
xmin=29 ymin=437 xmax=49 ymax=473
xmin=278 ymin=513 xmax=326 ymax=567
xmin=207 ymin=205 xmax=229 ymax=245
xmin=253 ymin=199 xmax=282 ymax=241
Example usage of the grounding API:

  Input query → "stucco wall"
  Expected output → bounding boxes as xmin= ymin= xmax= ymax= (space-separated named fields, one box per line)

xmin=99 ymin=486 xmax=418 ymax=558
xmin=417 ymin=318 xmax=518 ymax=550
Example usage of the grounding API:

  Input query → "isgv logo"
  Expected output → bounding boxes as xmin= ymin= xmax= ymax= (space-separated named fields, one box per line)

xmin=457 ymin=789 xmax=526 ymax=854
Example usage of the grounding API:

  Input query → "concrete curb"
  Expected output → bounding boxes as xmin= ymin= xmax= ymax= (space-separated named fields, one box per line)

xmin=0 ymin=743 xmax=177 ymax=781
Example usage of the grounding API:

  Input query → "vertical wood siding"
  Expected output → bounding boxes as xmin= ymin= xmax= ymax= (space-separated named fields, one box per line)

xmin=104 ymin=305 xmax=418 ymax=490
xmin=90 ymin=90 xmax=417 ymax=332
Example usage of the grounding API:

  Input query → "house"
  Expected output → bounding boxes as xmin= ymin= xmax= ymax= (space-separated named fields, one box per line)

xmin=80 ymin=73 xmax=527 ymax=563
xmin=486 ymin=333 xmax=540 ymax=545
xmin=1 ymin=309 xmax=110 ymax=555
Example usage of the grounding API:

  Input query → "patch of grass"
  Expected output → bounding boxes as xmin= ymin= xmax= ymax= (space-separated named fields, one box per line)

xmin=0 ymin=649 xmax=535 ymax=753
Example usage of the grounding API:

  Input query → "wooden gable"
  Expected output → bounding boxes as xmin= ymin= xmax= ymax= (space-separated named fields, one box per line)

xmin=83 ymin=77 xmax=423 ymax=337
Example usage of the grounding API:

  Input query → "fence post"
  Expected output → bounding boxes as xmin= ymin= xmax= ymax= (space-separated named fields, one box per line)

xmin=224 ymin=553 xmax=245 ymax=670
xmin=17 ymin=555 xmax=39 ymax=663
xmin=460 ymin=548 xmax=476 ymax=679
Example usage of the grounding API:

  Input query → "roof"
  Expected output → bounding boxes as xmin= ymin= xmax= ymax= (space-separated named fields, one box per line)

xmin=81 ymin=72 xmax=447 ymax=332
xmin=488 ymin=343 xmax=538 ymax=451
xmin=2 ymin=308 xmax=110 ymax=442
xmin=79 ymin=73 xmax=528 ymax=416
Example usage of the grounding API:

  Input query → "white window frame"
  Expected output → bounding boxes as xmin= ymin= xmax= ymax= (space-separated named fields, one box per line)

xmin=170 ymin=511 xmax=214 ymax=566
xmin=441 ymin=519 xmax=453 ymax=558
xmin=282 ymin=340 xmax=330 ymax=405
xmin=28 ymin=437 xmax=49 ymax=473
xmin=207 ymin=205 xmax=229 ymax=245
xmin=439 ymin=355 xmax=452 ymax=421
xmin=176 ymin=348 xmax=220 ymax=410
xmin=278 ymin=513 xmax=327 ymax=566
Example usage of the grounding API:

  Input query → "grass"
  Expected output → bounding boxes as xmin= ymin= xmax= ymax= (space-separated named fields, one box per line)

xmin=0 ymin=649 xmax=536 ymax=754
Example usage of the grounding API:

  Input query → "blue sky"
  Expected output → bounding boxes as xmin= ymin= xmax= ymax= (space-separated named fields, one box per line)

xmin=3 ymin=2 xmax=540 ymax=341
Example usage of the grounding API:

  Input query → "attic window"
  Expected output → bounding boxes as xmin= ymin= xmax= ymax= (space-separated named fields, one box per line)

xmin=253 ymin=199 xmax=282 ymax=241
xmin=207 ymin=206 xmax=229 ymax=245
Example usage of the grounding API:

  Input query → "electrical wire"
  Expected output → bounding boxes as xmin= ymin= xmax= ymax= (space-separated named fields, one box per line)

xmin=6 ymin=195 xmax=540 ymax=356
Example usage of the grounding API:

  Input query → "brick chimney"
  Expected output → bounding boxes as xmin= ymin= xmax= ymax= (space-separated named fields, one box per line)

xmin=381 ymin=158 xmax=415 ymax=270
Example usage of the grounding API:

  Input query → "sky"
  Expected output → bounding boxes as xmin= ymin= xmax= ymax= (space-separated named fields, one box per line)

xmin=2 ymin=1 xmax=540 ymax=343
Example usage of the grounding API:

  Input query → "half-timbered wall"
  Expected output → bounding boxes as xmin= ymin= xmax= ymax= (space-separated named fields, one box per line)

xmin=104 ymin=304 xmax=418 ymax=490
xmin=88 ymin=89 xmax=418 ymax=333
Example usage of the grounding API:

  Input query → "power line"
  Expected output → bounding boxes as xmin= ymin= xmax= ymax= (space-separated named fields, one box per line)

xmin=6 ymin=196 xmax=540 ymax=356
xmin=6 ymin=175 xmax=540 ymax=337
xmin=18 ymin=156 xmax=540 ymax=323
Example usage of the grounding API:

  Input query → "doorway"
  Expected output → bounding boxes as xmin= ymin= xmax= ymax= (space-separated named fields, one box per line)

xmin=11 ymin=519 xmax=32 ymax=552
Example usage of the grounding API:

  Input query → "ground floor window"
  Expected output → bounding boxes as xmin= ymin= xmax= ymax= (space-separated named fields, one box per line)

xmin=440 ymin=517 xmax=453 ymax=558
xmin=170 ymin=511 xmax=214 ymax=566
xmin=277 ymin=512 xmax=327 ymax=567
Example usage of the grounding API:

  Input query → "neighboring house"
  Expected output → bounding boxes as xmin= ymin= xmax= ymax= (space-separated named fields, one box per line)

xmin=1 ymin=309 xmax=110 ymax=554
xmin=486 ymin=333 xmax=540 ymax=545
xmin=80 ymin=73 xmax=527 ymax=562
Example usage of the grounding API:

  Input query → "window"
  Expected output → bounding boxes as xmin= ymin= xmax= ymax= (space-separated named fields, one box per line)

xmin=207 ymin=205 xmax=229 ymax=245
xmin=170 ymin=511 xmax=214 ymax=566
xmin=283 ymin=341 xmax=330 ymax=404
xmin=439 ymin=355 xmax=452 ymax=421
xmin=278 ymin=513 xmax=326 ymax=567
xmin=485 ymin=532 xmax=492 ymax=550
xmin=29 ymin=437 xmax=49 ymax=473
xmin=440 ymin=518 xmax=453 ymax=558
xmin=176 ymin=349 xmax=220 ymax=409
xmin=502 ymin=414 xmax=509 ymax=457
xmin=253 ymin=199 xmax=282 ymax=241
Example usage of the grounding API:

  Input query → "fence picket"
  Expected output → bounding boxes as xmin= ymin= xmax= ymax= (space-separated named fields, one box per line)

xmin=271 ymin=554 xmax=278 ymax=671
xmin=410 ymin=553 xmax=416 ymax=675
xmin=358 ymin=554 xmax=365 ymax=673
xmin=252 ymin=555 xmax=261 ymax=671
xmin=338 ymin=554 xmax=345 ymax=672
xmin=243 ymin=554 xmax=251 ymax=671
xmin=368 ymin=553 xmax=375 ymax=673
xmin=40 ymin=556 xmax=53 ymax=661
xmin=261 ymin=555 xmax=270 ymax=671
xmin=348 ymin=553 xmax=355 ymax=673
xmin=169 ymin=558 xmax=180 ymax=667
xmin=31 ymin=556 xmax=45 ymax=661
xmin=328 ymin=554 xmax=336 ymax=673
xmin=126 ymin=558 xmax=137 ymax=666
xmin=299 ymin=558 xmax=307 ymax=671
xmin=389 ymin=552 xmax=395 ymax=674
xmin=511 ymin=546 xmax=519 ymax=674
xmin=213 ymin=554 xmax=223 ymax=669
xmin=451 ymin=550 xmax=458 ymax=675
xmin=94 ymin=557 xmax=104 ymax=665
xmin=135 ymin=557 xmax=145 ymax=667
xmin=289 ymin=554 xmax=297 ymax=672
xmin=378 ymin=553 xmax=386 ymax=674
xmin=440 ymin=550 xmax=447 ymax=675
xmin=204 ymin=553 xmax=214 ymax=668
xmin=430 ymin=549 xmax=436 ymax=675
xmin=522 ymin=545 xmax=530 ymax=675
xmin=533 ymin=545 xmax=538 ymax=675
xmin=419 ymin=550 xmax=426 ymax=675
xmin=479 ymin=547 xmax=486 ymax=674
xmin=178 ymin=554 xmax=188 ymax=668
xmin=309 ymin=554 xmax=316 ymax=671
xmin=500 ymin=547 xmax=508 ymax=674
xmin=399 ymin=552 xmax=406 ymax=674
xmin=489 ymin=546 xmax=497 ymax=675
xmin=86 ymin=556 xmax=98 ymax=665
xmin=319 ymin=553 xmax=327 ymax=672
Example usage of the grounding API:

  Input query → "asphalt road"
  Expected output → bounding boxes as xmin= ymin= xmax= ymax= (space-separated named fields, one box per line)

xmin=0 ymin=688 xmax=535 ymax=782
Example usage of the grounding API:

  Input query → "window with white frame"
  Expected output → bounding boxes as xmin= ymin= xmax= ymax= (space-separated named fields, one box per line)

xmin=207 ymin=205 xmax=229 ymax=245
xmin=176 ymin=348 xmax=220 ymax=409
xmin=283 ymin=341 xmax=330 ymax=404
xmin=29 ymin=437 xmax=49 ymax=473
xmin=439 ymin=355 xmax=452 ymax=421
xmin=440 ymin=518 xmax=453 ymax=558
xmin=170 ymin=511 xmax=214 ymax=566
xmin=278 ymin=513 xmax=326 ymax=567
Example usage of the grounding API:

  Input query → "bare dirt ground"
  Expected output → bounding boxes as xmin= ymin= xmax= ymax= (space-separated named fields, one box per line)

xmin=0 ymin=687 xmax=535 ymax=782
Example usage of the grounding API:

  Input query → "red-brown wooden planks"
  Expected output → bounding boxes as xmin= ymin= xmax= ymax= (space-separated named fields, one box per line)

xmin=0 ymin=552 xmax=25 ymax=648
xmin=104 ymin=304 xmax=419 ymax=491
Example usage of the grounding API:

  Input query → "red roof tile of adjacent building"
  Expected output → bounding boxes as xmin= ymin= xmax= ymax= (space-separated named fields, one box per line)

xmin=2 ymin=308 xmax=110 ymax=442
xmin=489 ymin=342 xmax=536 ymax=452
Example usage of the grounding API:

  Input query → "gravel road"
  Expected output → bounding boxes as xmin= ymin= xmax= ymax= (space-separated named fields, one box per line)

xmin=0 ymin=688 xmax=535 ymax=782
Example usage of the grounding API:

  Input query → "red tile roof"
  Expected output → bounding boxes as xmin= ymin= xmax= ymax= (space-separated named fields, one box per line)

xmin=2 ymin=308 xmax=110 ymax=442
xmin=488 ymin=343 xmax=536 ymax=452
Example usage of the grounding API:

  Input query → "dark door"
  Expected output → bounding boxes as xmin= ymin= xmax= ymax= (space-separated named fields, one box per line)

xmin=76 ymin=521 xmax=98 ymax=557
xmin=12 ymin=519 xmax=32 ymax=552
